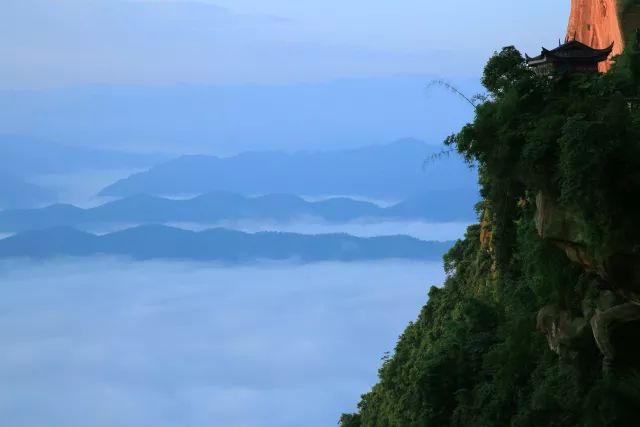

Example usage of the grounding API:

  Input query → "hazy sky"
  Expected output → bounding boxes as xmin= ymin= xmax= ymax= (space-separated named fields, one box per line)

xmin=2 ymin=0 xmax=569 ymax=88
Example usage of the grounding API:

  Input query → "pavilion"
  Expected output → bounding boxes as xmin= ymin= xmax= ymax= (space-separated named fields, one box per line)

xmin=526 ymin=39 xmax=614 ymax=74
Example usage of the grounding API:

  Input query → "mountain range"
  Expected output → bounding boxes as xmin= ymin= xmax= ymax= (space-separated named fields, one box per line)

xmin=0 ymin=190 xmax=478 ymax=233
xmin=0 ymin=172 xmax=55 ymax=209
xmin=0 ymin=76 xmax=480 ymax=154
xmin=0 ymin=134 xmax=163 ymax=177
xmin=0 ymin=225 xmax=453 ymax=262
xmin=98 ymin=139 xmax=477 ymax=199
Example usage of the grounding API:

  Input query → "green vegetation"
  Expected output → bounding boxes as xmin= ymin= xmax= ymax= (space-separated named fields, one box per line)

xmin=341 ymin=46 xmax=640 ymax=426
xmin=620 ymin=0 xmax=640 ymax=42
xmin=620 ymin=0 xmax=640 ymax=15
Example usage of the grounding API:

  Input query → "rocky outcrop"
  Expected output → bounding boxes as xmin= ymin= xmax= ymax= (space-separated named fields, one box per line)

xmin=534 ymin=192 xmax=601 ymax=274
xmin=534 ymin=191 xmax=640 ymax=367
xmin=534 ymin=192 xmax=640 ymax=302
xmin=591 ymin=302 xmax=640 ymax=361
xmin=537 ymin=289 xmax=640 ymax=370
xmin=537 ymin=304 xmax=591 ymax=360
xmin=566 ymin=0 xmax=624 ymax=71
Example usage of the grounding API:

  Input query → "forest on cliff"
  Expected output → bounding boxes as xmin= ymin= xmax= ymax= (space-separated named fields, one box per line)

xmin=341 ymin=42 xmax=640 ymax=426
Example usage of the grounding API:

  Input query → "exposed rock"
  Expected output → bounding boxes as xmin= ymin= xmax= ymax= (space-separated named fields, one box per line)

xmin=537 ymin=305 xmax=591 ymax=360
xmin=567 ymin=0 xmax=623 ymax=72
xmin=534 ymin=192 xmax=640 ymax=304
xmin=534 ymin=191 xmax=640 ymax=368
xmin=479 ymin=214 xmax=493 ymax=253
xmin=567 ymin=0 xmax=640 ymax=72
xmin=591 ymin=302 xmax=640 ymax=362
xmin=479 ymin=208 xmax=497 ymax=276
xmin=479 ymin=208 xmax=494 ymax=253
xmin=534 ymin=193 xmax=584 ymax=243
xmin=534 ymin=192 xmax=601 ymax=274
xmin=535 ymin=294 xmax=640 ymax=370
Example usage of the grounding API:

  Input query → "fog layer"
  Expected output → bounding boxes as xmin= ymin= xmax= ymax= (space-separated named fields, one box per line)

xmin=156 ymin=220 xmax=469 ymax=241
xmin=0 ymin=259 xmax=444 ymax=427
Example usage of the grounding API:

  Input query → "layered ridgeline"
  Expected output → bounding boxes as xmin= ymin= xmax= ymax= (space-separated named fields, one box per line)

xmin=0 ymin=134 xmax=162 ymax=177
xmin=341 ymin=45 xmax=640 ymax=425
xmin=0 ymin=226 xmax=452 ymax=262
xmin=98 ymin=139 xmax=476 ymax=199
xmin=0 ymin=190 xmax=478 ymax=233
xmin=0 ymin=134 xmax=163 ymax=209
xmin=0 ymin=172 xmax=54 ymax=209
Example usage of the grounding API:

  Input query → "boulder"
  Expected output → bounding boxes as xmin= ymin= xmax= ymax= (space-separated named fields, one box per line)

xmin=537 ymin=305 xmax=591 ymax=360
xmin=534 ymin=192 xmax=601 ymax=274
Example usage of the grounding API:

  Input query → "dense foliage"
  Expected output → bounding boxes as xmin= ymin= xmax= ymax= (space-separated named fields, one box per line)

xmin=341 ymin=46 xmax=640 ymax=426
xmin=620 ymin=0 xmax=640 ymax=15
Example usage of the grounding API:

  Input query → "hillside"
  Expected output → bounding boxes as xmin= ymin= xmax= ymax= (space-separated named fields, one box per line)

xmin=0 ymin=225 xmax=452 ymax=262
xmin=97 ymin=139 xmax=477 ymax=199
xmin=341 ymin=45 xmax=640 ymax=426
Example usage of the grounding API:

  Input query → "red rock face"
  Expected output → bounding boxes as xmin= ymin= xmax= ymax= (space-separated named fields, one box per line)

xmin=566 ymin=0 xmax=624 ymax=72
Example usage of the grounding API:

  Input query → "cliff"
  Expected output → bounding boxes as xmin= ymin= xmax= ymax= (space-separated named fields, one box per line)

xmin=567 ymin=0 xmax=640 ymax=71
xmin=567 ymin=0 xmax=623 ymax=71
xmin=341 ymin=39 xmax=640 ymax=427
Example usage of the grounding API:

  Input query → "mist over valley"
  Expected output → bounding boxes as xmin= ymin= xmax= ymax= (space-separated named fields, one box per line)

xmin=0 ymin=2 xmax=507 ymax=424
xmin=6 ymin=1 xmax=636 ymax=426
xmin=0 ymin=258 xmax=444 ymax=427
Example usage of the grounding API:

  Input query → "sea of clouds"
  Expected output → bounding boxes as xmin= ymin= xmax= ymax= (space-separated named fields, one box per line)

xmin=0 ymin=258 xmax=445 ymax=427
xmin=77 ymin=219 xmax=469 ymax=242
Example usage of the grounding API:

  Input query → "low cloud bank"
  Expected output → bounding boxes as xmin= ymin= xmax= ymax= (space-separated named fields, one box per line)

xmin=185 ymin=219 xmax=471 ymax=241
xmin=0 ymin=259 xmax=444 ymax=427
xmin=85 ymin=220 xmax=470 ymax=242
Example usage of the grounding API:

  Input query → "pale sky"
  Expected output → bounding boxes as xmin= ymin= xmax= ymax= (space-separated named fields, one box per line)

xmin=1 ymin=0 xmax=569 ymax=89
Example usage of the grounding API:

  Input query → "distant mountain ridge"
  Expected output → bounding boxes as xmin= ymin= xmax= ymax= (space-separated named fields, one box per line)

xmin=0 ymin=76 xmax=480 ymax=154
xmin=0 ymin=172 xmax=55 ymax=209
xmin=0 ymin=225 xmax=453 ymax=262
xmin=0 ymin=190 xmax=478 ymax=233
xmin=98 ymin=139 xmax=477 ymax=199
xmin=0 ymin=134 xmax=164 ymax=177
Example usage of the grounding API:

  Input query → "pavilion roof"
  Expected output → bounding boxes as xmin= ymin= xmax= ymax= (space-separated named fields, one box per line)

xmin=526 ymin=40 xmax=614 ymax=66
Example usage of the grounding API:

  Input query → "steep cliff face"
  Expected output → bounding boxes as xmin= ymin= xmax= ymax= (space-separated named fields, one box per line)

xmin=341 ymin=43 xmax=640 ymax=427
xmin=567 ymin=0 xmax=624 ymax=71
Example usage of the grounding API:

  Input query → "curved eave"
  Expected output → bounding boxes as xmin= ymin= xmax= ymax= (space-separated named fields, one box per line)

xmin=594 ymin=41 xmax=615 ymax=55
xmin=526 ymin=58 xmax=548 ymax=67
xmin=525 ymin=53 xmax=545 ymax=64
xmin=545 ymin=52 xmax=612 ymax=63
